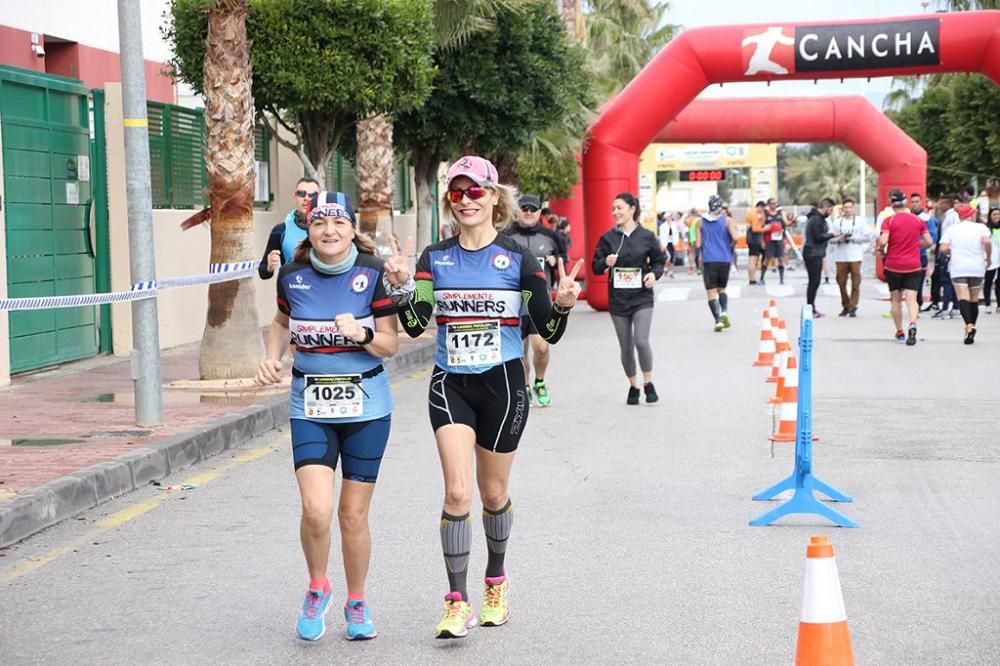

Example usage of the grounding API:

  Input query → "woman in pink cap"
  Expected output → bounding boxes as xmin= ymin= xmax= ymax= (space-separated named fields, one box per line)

xmin=381 ymin=155 xmax=583 ymax=638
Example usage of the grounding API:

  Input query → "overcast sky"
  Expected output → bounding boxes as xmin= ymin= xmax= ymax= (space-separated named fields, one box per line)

xmin=666 ymin=0 xmax=947 ymax=107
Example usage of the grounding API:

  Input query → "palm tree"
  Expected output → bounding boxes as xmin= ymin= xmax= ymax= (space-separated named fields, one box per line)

xmin=585 ymin=0 xmax=675 ymax=100
xmin=783 ymin=147 xmax=876 ymax=205
xmin=355 ymin=113 xmax=394 ymax=239
xmin=198 ymin=0 xmax=263 ymax=379
xmin=355 ymin=1 xmax=526 ymax=250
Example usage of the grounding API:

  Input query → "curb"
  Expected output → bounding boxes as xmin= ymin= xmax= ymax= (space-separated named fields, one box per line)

xmin=0 ymin=338 xmax=436 ymax=549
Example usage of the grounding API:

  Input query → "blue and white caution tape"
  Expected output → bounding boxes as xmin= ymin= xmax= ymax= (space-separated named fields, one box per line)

xmin=0 ymin=260 xmax=257 ymax=312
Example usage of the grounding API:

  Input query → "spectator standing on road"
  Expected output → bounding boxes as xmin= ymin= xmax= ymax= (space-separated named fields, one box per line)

xmin=939 ymin=203 xmax=992 ymax=344
xmin=761 ymin=197 xmax=788 ymax=285
xmin=385 ymin=155 xmax=582 ymax=639
xmin=255 ymin=191 xmax=398 ymax=643
xmin=258 ymin=178 xmax=321 ymax=279
xmin=802 ymin=198 xmax=839 ymax=318
xmin=657 ymin=211 xmax=677 ymax=279
xmin=745 ymin=200 xmax=766 ymax=285
xmin=686 ymin=208 xmax=702 ymax=274
xmin=928 ymin=195 xmax=958 ymax=311
xmin=910 ymin=193 xmax=937 ymax=312
xmin=504 ymin=193 xmax=569 ymax=407
xmin=592 ymin=192 xmax=666 ymax=405
xmin=696 ymin=195 xmax=739 ymax=332
xmin=829 ymin=198 xmax=869 ymax=317
xmin=983 ymin=208 xmax=1000 ymax=313
xmin=879 ymin=189 xmax=934 ymax=345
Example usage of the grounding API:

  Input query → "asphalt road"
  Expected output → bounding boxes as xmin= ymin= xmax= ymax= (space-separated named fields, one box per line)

xmin=2 ymin=273 xmax=998 ymax=665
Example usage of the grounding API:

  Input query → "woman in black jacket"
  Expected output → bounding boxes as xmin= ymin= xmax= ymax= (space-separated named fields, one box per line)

xmin=802 ymin=198 xmax=841 ymax=318
xmin=592 ymin=192 xmax=666 ymax=405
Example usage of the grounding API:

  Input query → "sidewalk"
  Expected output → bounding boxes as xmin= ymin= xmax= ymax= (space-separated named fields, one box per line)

xmin=0 ymin=331 xmax=436 ymax=548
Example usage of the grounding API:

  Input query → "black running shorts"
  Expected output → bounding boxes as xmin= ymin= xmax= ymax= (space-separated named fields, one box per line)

xmin=702 ymin=262 xmax=731 ymax=290
xmin=428 ymin=359 xmax=528 ymax=454
xmin=885 ymin=269 xmax=923 ymax=292
xmin=764 ymin=240 xmax=785 ymax=259
xmin=748 ymin=243 xmax=763 ymax=257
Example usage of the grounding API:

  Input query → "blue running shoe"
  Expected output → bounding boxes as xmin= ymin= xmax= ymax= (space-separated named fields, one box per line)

xmin=344 ymin=600 xmax=378 ymax=640
xmin=296 ymin=588 xmax=332 ymax=641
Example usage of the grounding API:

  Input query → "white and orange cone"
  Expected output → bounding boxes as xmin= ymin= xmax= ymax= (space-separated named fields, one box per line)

xmin=767 ymin=321 xmax=787 ymax=383
xmin=770 ymin=356 xmax=819 ymax=443
xmin=753 ymin=309 xmax=776 ymax=367
xmin=768 ymin=351 xmax=792 ymax=405
xmin=795 ymin=536 xmax=854 ymax=666
xmin=771 ymin=356 xmax=798 ymax=442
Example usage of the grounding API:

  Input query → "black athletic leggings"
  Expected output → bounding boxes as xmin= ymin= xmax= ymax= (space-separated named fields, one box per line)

xmin=984 ymin=268 xmax=1000 ymax=307
xmin=805 ymin=255 xmax=824 ymax=308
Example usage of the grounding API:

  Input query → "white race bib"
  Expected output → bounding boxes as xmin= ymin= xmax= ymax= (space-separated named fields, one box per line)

xmin=304 ymin=374 xmax=363 ymax=418
xmin=446 ymin=321 xmax=501 ymax=367
xmin=613 ymin=267 xmax=643 ymax=289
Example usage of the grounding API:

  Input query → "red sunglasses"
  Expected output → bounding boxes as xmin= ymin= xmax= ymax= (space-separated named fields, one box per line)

xmin=447 ymin=185 xmax=488 ymax=203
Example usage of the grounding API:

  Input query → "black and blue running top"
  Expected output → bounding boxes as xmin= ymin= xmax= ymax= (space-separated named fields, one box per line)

xmin=398 ymin=234 xmax=569 ymax=374
xmin=276 ymin=254 xmax=396 ymax=422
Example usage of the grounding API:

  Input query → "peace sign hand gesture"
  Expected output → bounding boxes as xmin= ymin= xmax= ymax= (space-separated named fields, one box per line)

xmin=383 ymin=235 xmax=413 ymax=287
xmin=554 ymin=258 xmax=584 ymax=309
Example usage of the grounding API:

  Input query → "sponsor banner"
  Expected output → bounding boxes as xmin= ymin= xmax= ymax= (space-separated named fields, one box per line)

xmin=742 ymin=19 xmax=939 ymax=76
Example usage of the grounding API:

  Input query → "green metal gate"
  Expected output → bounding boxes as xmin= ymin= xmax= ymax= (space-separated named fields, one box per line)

xmin=0 ymin=66 xmax=97 ymax=372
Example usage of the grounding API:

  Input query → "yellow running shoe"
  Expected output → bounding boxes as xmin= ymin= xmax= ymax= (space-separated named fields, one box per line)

xmin=479 ymin=576 xmax=510 ymax=627
xmin=435 ymin=592 xmax=477 ymax=639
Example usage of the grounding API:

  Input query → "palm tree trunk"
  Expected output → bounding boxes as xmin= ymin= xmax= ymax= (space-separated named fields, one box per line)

xmin=414 ymin=151 xmax=440 ymax=249
xmin=356 ymin=113 xmax=395 ymax=240
xmin=199 ymin=0 xmax=264 ymax=379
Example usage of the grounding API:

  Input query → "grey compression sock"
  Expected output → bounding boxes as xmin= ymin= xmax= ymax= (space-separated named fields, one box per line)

xmin=440 ymin=512 xmax=471 ymax=601
xmin=708 ymin=299 xmax=721 ymax=323
xmin=482 ymin=500 xmax=514 ymax=579
xmin=719 ymin=292 xmax=728 ymax=312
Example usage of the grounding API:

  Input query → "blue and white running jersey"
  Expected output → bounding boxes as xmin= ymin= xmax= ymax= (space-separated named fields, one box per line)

xmin=409 ymin=234 xmax=562 ymax=374
xmin=276 ymin=254 xmax=395 ymax=422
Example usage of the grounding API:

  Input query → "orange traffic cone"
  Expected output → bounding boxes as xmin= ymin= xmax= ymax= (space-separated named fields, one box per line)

xmin=753 ymin=309 xmax=776 ymax=367
xmin=768 ymin=351 xmax=793 ymax=404
xmin=774 ymin=319 xmax=791 ymax=353
xmin=770 ymin=356 xmax=818 ymax=442
xmin=766 ymin=345 xmax=783 ymax=383
xmin=795 ymin=536 xmax=854 ymax=666
xmin=769 ymin=299 xmax=781 ymax=329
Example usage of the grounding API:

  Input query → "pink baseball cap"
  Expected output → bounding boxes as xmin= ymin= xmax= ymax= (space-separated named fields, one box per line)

xmin=445 ymin=155 xmax=498 ymax=187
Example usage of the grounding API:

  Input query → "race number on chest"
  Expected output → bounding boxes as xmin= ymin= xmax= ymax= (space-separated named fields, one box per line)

xmin=304 ymin=374 xmax=363 ymax=418
xmin=446 ymin=320 xmax=501 ymax=366
xmin=613 ymin=267 xmax=643 ymax=289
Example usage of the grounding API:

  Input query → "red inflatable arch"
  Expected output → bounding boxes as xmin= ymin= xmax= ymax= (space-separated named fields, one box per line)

xmin=659 ymin=95 xmax=926 ymax=209
xmin=583 ymin=10 xmax=1000 ymax=310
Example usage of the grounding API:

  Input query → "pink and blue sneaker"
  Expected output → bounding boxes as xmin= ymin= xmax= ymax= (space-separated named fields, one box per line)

xmin=344 ymin=600 xmax=378 ymax=640
xmin=296 ymin=587 xmax=333 ymax=641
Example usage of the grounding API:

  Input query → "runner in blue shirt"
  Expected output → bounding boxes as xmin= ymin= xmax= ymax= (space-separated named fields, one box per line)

xmin=256 ymin=191 xmax=398 ymax=643
xmin=381 ymin=155 xmax=582 ymax=639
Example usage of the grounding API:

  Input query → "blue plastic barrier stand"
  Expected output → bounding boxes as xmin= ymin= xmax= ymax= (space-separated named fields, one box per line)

xmin=750 ymin=306 xmax=858 ymax=528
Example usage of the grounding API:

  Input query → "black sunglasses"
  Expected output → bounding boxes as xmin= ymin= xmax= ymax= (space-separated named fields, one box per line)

xmin=295 ymin=189 xmax=318 ymax=198
xmin=521 ymin=206 xmax=539 ymax=213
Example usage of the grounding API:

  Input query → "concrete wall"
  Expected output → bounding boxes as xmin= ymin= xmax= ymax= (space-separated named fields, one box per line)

xmin=104 ymin=83 xmax=299 ymax=356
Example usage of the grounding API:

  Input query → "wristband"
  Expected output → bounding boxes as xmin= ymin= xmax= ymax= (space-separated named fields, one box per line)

xmin=382 ymin=273 xmax=416 ymax=306
xmin=359 ymin=326 xmax=375 ymax=345
xmin=553 ymin=302 xmax=572 ymax=316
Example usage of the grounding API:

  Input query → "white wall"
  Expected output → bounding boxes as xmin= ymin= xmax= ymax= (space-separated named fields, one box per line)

xmin=104 ymin=83 xmax=299 ymax=356
xmin=0 ymin=1 xmax=174 ymax=62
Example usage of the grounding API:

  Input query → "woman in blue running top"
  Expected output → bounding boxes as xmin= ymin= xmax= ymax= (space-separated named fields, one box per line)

xmin=255 ymin=191 xmax=398 ymax=643
xmin=381 ymin=155 xmax=582 ymax=639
